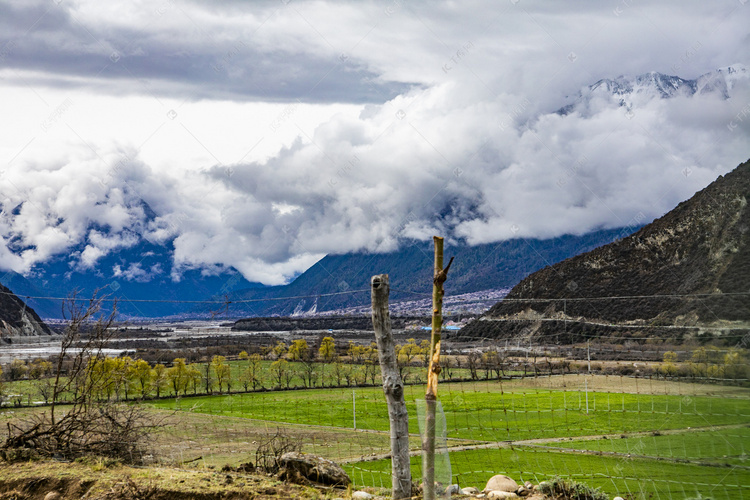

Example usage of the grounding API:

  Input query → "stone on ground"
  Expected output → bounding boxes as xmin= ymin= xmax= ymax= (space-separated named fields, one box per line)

xmin=484 ymin=474 xmax=520 ymax=492
xmin=351 ymin=491 xmax=374 ymax=499
xmin=460 ymin=486 xmax=480 ymax=495
xmin=487 ymin=491 xmax=519 ymax=499
xmin=278 ymin=451 xmax=351 ymax=486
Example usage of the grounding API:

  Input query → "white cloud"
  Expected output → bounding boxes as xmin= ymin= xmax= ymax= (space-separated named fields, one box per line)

xmin=0 ymin=0 xmax=748 ymax=285
xmin=112 ymin=262 xmax=163 ymax=282
xmin=78 ymin=229 xmax=141 ymax=269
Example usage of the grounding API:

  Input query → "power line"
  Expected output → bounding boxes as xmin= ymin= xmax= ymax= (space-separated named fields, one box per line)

xmin=0 ymin=288 xmax=370 ymax=304
xmin=495 ymin=292 xmax=750 ymax=302
xmin=1 ymin=286 xmax=748 ymax=306
xmin=390 ymin=288 xmax=750 ymax=301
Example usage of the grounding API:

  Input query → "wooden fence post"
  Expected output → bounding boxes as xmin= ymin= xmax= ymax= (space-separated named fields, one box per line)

xmin=371 ymin=274 xmax=411 ymax=499
xmin=423 ymin=236 xmax=453 ymax=500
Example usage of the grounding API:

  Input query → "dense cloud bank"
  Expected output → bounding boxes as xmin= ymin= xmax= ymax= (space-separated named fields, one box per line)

xmin=0 ymin=1 xmax=748 ymax=284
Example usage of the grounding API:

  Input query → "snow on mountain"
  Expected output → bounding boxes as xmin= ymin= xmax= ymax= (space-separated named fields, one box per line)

xmin=558 ymin=65 xmax=748 ymax=116
xmin=716 ymin=64 xmax=749 ymax=90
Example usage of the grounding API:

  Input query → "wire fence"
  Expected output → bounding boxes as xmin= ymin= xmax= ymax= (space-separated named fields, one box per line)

xmin=1 ymin=292 xmax=749 ymax=499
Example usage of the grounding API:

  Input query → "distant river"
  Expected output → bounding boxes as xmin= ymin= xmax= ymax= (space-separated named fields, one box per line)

xmin=0 ymin=342 xmax=130 ymax=363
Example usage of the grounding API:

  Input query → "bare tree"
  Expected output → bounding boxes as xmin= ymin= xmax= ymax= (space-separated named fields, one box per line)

xmin=3 ymin=293 xmax=163 ymax=464
xmin=467 ymin=351 xmax=481 ymax=380
xmin=440 ymin=356 xmax=454 ymax=380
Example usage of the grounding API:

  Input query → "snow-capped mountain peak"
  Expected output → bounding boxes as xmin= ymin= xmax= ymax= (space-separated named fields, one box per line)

xmin=558 ymin=64 xmax=747 ymax=115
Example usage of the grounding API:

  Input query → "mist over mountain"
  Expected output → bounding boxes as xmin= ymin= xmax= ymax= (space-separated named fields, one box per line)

xmin=209 ymin=226 xmax=639 ymax=318
xmin=1 ymin=225 xmax=641 ymax=320
xmin=0 ymin=199 xmax=261 ymax=319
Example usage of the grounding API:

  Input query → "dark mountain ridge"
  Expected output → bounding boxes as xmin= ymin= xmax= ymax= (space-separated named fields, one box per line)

xmin=0 ymin=282 xmax=52 ymax=337
xmin=455 ymin=159 xmax=750 ymax=343
xmin=216 ymin=227 xmax=641 ymax=318
xmin=2 ymin=225 xmax=640 ymax=321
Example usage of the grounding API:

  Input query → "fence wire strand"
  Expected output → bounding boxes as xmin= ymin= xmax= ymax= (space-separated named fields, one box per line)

xmin=1 ymin=292 xmax=748 ymax=500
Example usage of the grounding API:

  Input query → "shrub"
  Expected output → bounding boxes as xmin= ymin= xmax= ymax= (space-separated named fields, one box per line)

xmin=536 ymin=476 xmax=608 ymax=500
xmin=255 ymin=428 xmax=302 ymax=474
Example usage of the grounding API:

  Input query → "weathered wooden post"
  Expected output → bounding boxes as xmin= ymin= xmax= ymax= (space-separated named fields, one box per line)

xmin=423 ymin=236 xmax=453 ymax=500
xmin=371 ymin=274 xmax=411 ymax=499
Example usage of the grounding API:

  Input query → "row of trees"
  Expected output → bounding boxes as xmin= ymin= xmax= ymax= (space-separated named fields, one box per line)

xmin=1 ymin=336 xmax=442 ymax=403
xmin=84 ymin=354 xmax=239 ymax=401
xmin=4 ymin=339 xmax=746 ymax=405
xmin=1 ymin=358 xmax=53 ymax=381
xmin=0 ymin=354 xmax=237 ymax=404
xmin=659 ymin=347 xmax=748 ymax=380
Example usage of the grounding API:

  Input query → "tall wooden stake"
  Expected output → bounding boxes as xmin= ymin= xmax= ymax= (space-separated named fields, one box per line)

xmin=423 ymin=236 xmax=453 ymax=500
xmin=371 ymin=274 xmax=411 ymax=499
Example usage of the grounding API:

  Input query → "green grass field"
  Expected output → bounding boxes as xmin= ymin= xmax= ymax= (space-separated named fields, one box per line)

xmin=149 ymin=382 xmax=750 ymax=441
xmin=556 ymin=427 xmax=750 ymax=467
xmin=145 ymin=376 xmax=750 ymax=499
xmin=5 ymin=374 xmax=747 ymax=499
xmin=346 ymin=446 xmax=750 ymax=500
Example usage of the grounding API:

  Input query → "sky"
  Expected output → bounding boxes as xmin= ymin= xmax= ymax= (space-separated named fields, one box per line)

xmin=0 ymin=0 xmax=749 ymax=285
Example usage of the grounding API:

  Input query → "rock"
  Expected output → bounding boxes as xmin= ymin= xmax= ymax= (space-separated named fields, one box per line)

xmin=44 ymin=493 xmax=62 ymax=500
xmin=351 ymin=492 xmax=374 ymax=500
xmin=516 ymin=486 xmax=528 ymax=496
xmin=524 ymin=482 xmax=533 ymax=490
xmin=487 ymin=491 xmax=519 ymax=499
xmin=278 ymin=451 xmax=351 ymax=486
xmin=445 ymin=484 xmax=461 ymax=495
xmin=484 ymin=475 xmax=520 ymax=493
xmin=461 ymin=486 xmax=481 ymax=495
